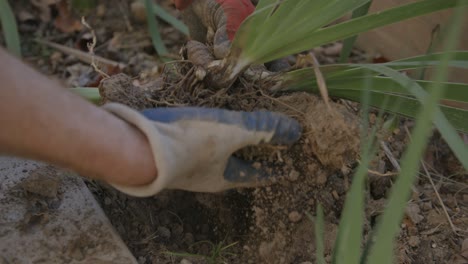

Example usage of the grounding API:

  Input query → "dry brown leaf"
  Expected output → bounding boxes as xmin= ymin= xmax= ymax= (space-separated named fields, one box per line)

xmin=30 ymin=0 xmax=60 ymax=22
xmin=53 ymin=0 xmax=82 ymax=33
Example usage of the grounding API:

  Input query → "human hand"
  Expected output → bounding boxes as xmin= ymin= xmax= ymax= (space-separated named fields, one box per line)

xmin=104 ymin=103 xmax=301 ymax=197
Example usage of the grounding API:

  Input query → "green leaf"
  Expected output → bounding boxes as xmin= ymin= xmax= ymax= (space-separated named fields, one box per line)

xmin=339 ymin=1 xmax=372 ymax=63
xmin=309 ymin=206 xmax=325 ymax=264
xmin=368 ymin=5 xmax=466 ymax=261
xmin=332 ymin=162 xmax=368 ymax=264
xmin=70 ymin=87 xmax=101 ymax=104
xmin=144 ymin=0 xmax=169 ymax=59
xmin=387 ymin=51 xmax=468 ymax=69
xmin=329 ymin=89 xmax=468 ymax=134
xmin=0 ymin=0 xmax=21 ymax=57
xmin=361 ymin=65 xmax=468 ymax=169
xmin=150 ymin=2 xmax=189 ymax=35
xmin=234 ymin=0 xmax=369 ymax=64
xmin=234 ymin=0 xmax=467 ymax=65
xmin=292 ymin=76 xmax=468 ymax=104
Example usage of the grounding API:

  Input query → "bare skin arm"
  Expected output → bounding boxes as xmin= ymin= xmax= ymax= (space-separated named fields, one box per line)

xmin=0 ymin=48 xmax=157 ymax=186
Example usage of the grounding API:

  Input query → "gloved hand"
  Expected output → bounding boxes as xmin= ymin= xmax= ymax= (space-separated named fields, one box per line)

xmin=173 ymin=0 xmax=255 ymax=59
xmin=103 ymin=103 xmax=301 ymax=197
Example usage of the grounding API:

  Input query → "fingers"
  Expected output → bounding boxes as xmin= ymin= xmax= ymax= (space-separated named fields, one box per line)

xmin=141 ymin=107 xmax=302 ymax=145
xmin=223 ymin=156 xmax=270 ymax=183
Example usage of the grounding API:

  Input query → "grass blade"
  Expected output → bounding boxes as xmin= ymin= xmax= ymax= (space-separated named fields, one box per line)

xmin=332 ymin=69 xmax=375 ymax=264
xmin=339 ymin=1 xmax=372 ymax=63
xmin=308 ymin=206 xmax=325 ymax=264
xmin=70 ymin=87 xmax=101 ymax=104
xmin=235 ymin=0 xmax=466 ymax=64
xmin=361 ymin=64 xmax=468 ymax=169
xmin=150 ymin=2 xmax=188 ymax=35
xmin=367 ymin=4 xmax=466 ymax=263
xmin=0 ymin=0 xmax=21 ymax=57
xmin=329 ymin=89 xmax=468 ymax=134
xmin=143 ymin=0 xmax=169 ymax=59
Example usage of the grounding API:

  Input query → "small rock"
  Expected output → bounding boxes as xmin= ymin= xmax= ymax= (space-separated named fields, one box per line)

xmin=463 ymin=194 xmax=468 ymax=202
xmin=408 ymin=236 xmax=420 ymax=247
xmin=369 ymin=113 xmax=377 ymax=124
xmin=180 ymin=259 xmax=192 ymax=264
xmin=288 ymin=170 xmax=300 ymax=182
xmin=323 ymin=43 xmax=343 ymax=56
xmin=405 ymin=203 xmax=424 ymax=224
xmin=431 ymin=243 xmax=437 ymax=248
xmin=252 ymin=162 xmax=262 ymax=169
xmin=183 ymin=233 xmax=194 ymax=245
xmin=104 ymin=197 xmax=112 ymax=206
xmin=316 ymin=172 xmax=327 ymax=185
xmin=300 ymin=262 xmax=313 ymax=264
xmin=288 ymin=211 xmax=302 ymax=223
xmin=421 ymin=201 xmax=432 ymax=211
xmin=461 ymin=239 xmax=468 ymax=258
xmin=138 ymin=256 xmax=146 ymax=264
xmin=96 ymin=4 xmax=106 ymax=17
xmin=157 ymin=226 xmax=171 ymax=239
xmin=131 ymin=1 xmax=147 ymax=22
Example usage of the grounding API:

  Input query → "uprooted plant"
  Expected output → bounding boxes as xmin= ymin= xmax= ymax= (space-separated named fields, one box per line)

xmin=93 ymin=0 xmax=468 ymax=262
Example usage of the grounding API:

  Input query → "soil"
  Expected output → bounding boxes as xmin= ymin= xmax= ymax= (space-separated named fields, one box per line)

xmin=3 ymin=1 xmax=467 ymax=263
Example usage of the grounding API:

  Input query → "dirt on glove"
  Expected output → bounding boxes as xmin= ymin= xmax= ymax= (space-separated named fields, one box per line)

xmin=97 ymin=52 xmax=360 ymax=263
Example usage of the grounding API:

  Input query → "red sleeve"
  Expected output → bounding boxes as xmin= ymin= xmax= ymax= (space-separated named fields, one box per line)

xmin=215 ymin=0 xmax=255 ymax=40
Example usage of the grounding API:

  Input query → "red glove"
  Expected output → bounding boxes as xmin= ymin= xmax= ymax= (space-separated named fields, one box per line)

xmin=173 ymin=0 xmax=255 ymax=58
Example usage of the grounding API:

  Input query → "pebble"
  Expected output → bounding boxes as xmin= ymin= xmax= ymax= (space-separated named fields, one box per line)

xmin=184 ymin=233 xmax=194 ymax=245
xmin=316 ymin=172 xmax=328 ymax=185
xmin=408 ymin=236 xmax=420 ymax=247
xmin=288 ymin=170 xmax=300 ymax=182
xmin=180 ymin=259 xmax=192 ymax=264
xmin=131 ymin=1 xmax=147 ymax=22
xmin=288 ymin=211 xmax=302 ymax=223
xmin=421 ymin=201 xmax=433 ymax=211
xmin=157 ymin=226 xmax=171 ymax=239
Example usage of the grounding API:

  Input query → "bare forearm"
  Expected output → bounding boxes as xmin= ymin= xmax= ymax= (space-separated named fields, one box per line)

xmin=0 ymin=48 xmax=157 ymax=186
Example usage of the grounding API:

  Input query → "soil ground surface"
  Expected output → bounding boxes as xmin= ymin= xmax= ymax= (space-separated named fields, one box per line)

xmin=3 ymin=0 xmax=467 ymax=263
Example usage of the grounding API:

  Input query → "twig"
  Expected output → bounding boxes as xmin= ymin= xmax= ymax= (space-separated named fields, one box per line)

xmin=380 ymin=141 xmax=401 ymax=171
xmin=35 ymin=39 xmax=125 ymax=69
xmin=403 ymin=126 xmax=460 ymax=235
xmin=309 ymin=52 xmax=331 ymax=111
xmin=367 ymin=169 xmax=399 ymax=177
xmin=259 ymin=90 xmax=305 ymax=116
xmin=380 ymin=141 xmax=419 ymax=194
xmin=81 ymin=17 xmax=110 ymax=78
xmin=118 ymin=0 xmax=133 ymax=32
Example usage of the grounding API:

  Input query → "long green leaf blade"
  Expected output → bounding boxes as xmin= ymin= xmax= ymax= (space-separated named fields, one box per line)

xmin=339 ymin=1 xmax=372 ymax=63
xmin=235 ymin=0 xmax=467 ymax=64
xmin=0 ymin=0 xmax=21 ymax=57
xmin=311 ymin=206 xmax=325 ymax=264
xmin=151 ymin=2 xmax=189 ymax=35
xmin=361 ymin=64 xmax=468 ymax=169
xmin=144 ymin=0 xmax=169 ymax=58
xmin=70 ymin=87 xmax=101 ymax=104
xmin=368 ymin=5 xmax=466 ymax=262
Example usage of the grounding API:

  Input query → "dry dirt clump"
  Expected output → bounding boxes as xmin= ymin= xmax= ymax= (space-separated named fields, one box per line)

xmin=98 ymin=62 xmax=360 ymax=262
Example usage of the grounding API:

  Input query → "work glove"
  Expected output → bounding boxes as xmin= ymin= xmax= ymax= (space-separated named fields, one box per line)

xmin=103 ymin=103 xmax=301 ymax=197
xmin=173 ymin=0 xmax=255 ymax=59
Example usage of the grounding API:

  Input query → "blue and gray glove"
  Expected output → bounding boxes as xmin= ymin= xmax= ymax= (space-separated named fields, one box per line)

xmin=104 ymin=103 xmax=302 ymax=197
